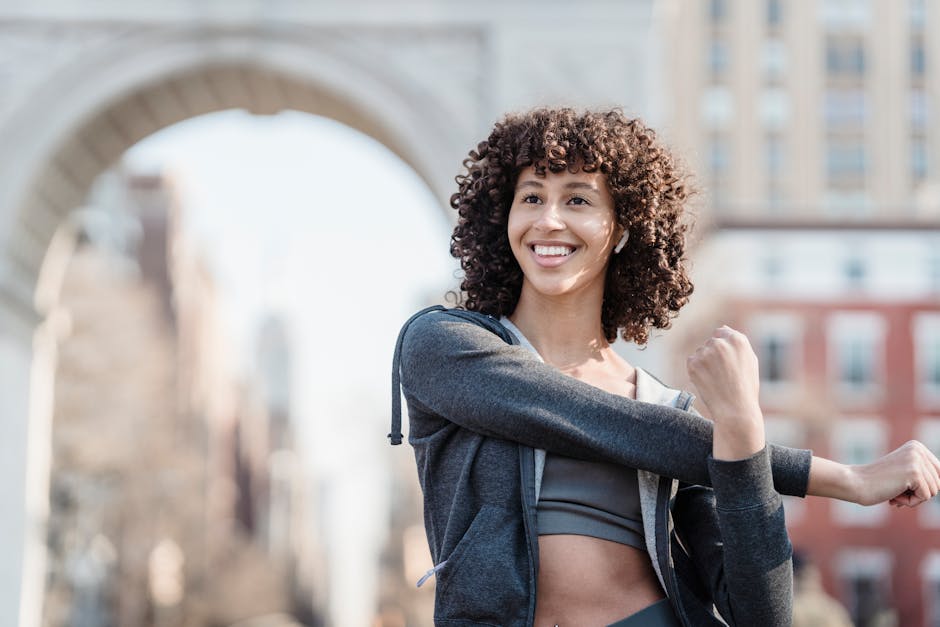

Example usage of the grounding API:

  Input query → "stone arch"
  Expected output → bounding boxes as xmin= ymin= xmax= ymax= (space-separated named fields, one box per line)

xmin=1 ymin=27 xmax=474 ymax=319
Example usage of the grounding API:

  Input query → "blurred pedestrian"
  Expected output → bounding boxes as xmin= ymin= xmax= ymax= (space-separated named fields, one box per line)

xmin=792 ymin=550 xmax=853 ymax=627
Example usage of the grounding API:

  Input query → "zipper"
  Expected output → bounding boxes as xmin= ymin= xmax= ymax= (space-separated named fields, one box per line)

xmin=519 ymin=445 xmax=539 ymax=627
xmin=658 ymin=391 xmax=696 ymax=627
xmin=657 ymin=477 xmax=689 ymax=626
xmin=656 ymin=391 xmax=695 ymax=627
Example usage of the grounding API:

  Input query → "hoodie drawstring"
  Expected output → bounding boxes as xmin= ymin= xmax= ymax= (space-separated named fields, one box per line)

xmin=389 ymin=305 xmax=446 ymax=445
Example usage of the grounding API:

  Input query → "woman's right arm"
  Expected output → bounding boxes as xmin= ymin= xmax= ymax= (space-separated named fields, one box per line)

xmin=687 ymin=324 xmax=940 ymax=508
xmin=397 ymin=310 xmax=811 ymax=496
xmin=809 ymin=444 xmax=940 ymax=506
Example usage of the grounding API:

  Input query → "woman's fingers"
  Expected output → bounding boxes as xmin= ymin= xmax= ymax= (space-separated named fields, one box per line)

xmin=891 ymin=492 xmax=919 ymax=508
xmin=880 ymin=441 xmax=940 ymax=507
xmin=686 ymin=326 xmax=761 ymax=423
xmin=925 ymin=443 xmax=940 ymax=484
xmin=921 ymin=446 xmax=940 ymax=499
xmin=924 ymin=461 xmax=939 ymax=500
xmin=913 ymin=465 xmax=932 ymax=503
xmin=910 ymin=442 xmax=939 ymax=503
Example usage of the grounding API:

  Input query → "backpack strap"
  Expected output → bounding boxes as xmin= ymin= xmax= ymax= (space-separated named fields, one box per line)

xmin=389 ymin=306 xmax=515 ymax=445
xmin=389 ymin=305 xmax=446 ymax=445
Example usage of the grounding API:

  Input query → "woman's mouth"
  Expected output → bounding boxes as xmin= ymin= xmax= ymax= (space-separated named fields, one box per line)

xmin=532 ymin=244 xmax=575 ymax=257
xmin=529 ymin=243 xmax=577 ymax=268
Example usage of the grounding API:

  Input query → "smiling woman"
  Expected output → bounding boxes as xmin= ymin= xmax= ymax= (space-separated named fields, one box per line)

xmin=391 ymin=107 xmax=940 ymax=627
xmin=508 ymin=168 xmax=620 ymax=298
xmin=450 ymin=110 xmax=692 ymax=347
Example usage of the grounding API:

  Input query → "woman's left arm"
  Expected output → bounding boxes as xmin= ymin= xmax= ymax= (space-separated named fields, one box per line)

xmin=685 ymin=327 xmax=792 ymax=625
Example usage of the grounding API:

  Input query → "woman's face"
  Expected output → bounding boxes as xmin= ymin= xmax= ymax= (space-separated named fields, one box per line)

xmin=507 ymin=165 xmax=620 ymax=301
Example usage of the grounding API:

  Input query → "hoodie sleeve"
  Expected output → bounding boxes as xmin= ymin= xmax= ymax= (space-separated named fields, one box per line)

xmin=673 ymin=448 xmax=793 ymax=626
xmin=397 ymin=310 xmax=812 ymax=496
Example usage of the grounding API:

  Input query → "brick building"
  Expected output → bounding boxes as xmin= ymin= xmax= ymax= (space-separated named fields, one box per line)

xmin=668 ymin=223 xmax=940 ymax=626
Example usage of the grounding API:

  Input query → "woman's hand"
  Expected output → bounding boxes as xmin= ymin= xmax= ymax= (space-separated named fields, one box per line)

xmin=808 ymin=442 xmax=940 ymax=507
xmin=686 ymin=326 xmax=765 ymax=461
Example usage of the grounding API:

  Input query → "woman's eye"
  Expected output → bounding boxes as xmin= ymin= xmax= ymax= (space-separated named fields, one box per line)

xmin=569 ymin=196 xmax=589 ymax=206
xmin=522 ymin=194 xmax=541 ymax=204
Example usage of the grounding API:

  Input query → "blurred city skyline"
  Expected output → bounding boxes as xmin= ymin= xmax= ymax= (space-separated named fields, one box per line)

xmin=124 ymin=109 xmax=457 ymax=627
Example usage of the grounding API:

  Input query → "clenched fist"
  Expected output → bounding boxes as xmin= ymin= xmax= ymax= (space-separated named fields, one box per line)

xmin=687 ymin=326 xmax=765 ymax=461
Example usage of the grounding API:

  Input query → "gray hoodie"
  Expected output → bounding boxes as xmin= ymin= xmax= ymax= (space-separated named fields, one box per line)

xmin=391 ymin=306 xmax=809 ymax=626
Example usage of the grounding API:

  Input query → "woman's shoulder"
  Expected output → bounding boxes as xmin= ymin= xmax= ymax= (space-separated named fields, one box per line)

xmin=399 ymin=305 xmax=515 ymax=344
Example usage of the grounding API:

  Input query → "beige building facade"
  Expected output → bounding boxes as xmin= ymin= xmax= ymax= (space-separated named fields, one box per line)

xmin=659 ymin=3 xmax=940 ymax=624
xmin=663 ymin=0 xmax=940 ymax=221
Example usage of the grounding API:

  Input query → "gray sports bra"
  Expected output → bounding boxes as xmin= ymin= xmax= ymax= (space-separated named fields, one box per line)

xmin=538 ymin=454 xmax=646 ymax=550
xmin=499 ymin=318 xmax=646 ymax=551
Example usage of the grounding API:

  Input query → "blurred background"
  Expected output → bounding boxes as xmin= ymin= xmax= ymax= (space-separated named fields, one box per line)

xmin=0 ymin=0 xmax=937 ymax=626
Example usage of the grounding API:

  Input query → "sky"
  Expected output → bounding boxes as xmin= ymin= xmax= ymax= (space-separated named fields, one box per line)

xmin=125 ymin=109 xmax=458 ymax=626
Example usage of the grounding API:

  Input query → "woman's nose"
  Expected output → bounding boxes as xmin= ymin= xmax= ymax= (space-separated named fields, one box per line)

xmin=533 ymin=202 xmax=564 ymax=231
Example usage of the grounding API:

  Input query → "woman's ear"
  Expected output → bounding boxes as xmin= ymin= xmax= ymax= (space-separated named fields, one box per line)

xmin=613 ymin=229 xmax=630 ymax=254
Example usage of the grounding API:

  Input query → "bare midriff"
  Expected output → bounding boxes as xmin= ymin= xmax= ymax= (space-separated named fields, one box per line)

xmin=525 ymin=341 xmax=660 ymax=625
xmin=534 ymin=534 xmax=665 ymax=627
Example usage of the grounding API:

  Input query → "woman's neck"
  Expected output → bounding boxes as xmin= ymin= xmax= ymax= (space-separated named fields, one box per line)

xmin=508 ymin=287 xmax=611 ymax=369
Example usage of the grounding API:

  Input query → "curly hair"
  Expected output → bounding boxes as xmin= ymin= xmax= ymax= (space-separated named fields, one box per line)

xmin=449 ymin=107 xmax=695 ymax=345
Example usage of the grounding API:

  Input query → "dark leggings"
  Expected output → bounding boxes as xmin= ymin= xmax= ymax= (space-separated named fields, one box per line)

xmin=607 ymin=599 xmax=681 ymax=627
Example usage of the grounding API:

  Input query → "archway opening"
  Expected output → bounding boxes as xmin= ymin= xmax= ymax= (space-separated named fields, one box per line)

xmin=39 ymin=106 xmax=456 ymax=627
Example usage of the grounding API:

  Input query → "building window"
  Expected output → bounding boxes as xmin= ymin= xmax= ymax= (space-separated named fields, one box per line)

xmin=820 ymin=0 xmax=873 ymax=31
xmin=764 ymin=335 xmax=787 ymax=381
xmin=825 ymin=89 xmax=868 ymax=129
xmin=709 ymin=0 xmax=728 ymax=23
xmin=845 ymin=339 xmax=872 ymax=383
xmin=708 ymin=39 xmax=729 ymax=77
xmin=832 ymin=420 xmax=888 ymax=525
xmin=844 ymin=255 xmax=866 ymax=288
xmin=762 ymin=39 xmax=787 ymax=80
xmin=761 ymin=251 xmax=784 ymax=282
xmin=766 ymin=133 xmax=787 ymax=208
xmin=828 ymin=312 xmax=883 ymax=399
xmin=911 ymin=0 xmax=927 ymax=28
xmin=708 ymin=135 xmax=730 ymax=178
xmin=912 ymin=39 xmax=926 ymax=76
xmin=766 ymin=134 xmax=785 ymax=177
xmin=914 ymin=315 xmax=940 ymax=407
xmin=761 ymin=88 xmax=789 ymax=130
xmin=767 ymin=0 xmax=783 ymax=27
xmin=913 ymin=138 xmax=928 ymax=182
xmin=825 ymin=37 xmax=866 ymax=76
xmin=702 ymin=86 xmax=735 ymax=129
xmin=749 ymin=313 xmax=802 ymax=390
xmin=708 ymin=134 xmax=730 ymax=211
xmin=911 ymin=89 xmax=928 ymax=132
xmin=827 ymin=140 xmax=867 ymax=180
xmin=837 ymin=549 xmax=893 ymax=627
xmin=923 ymin=552 xmax=940 ymax=627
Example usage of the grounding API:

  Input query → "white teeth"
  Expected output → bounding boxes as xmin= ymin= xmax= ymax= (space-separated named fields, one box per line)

xmin=533 ymin=245 xmax=574 ymax=257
